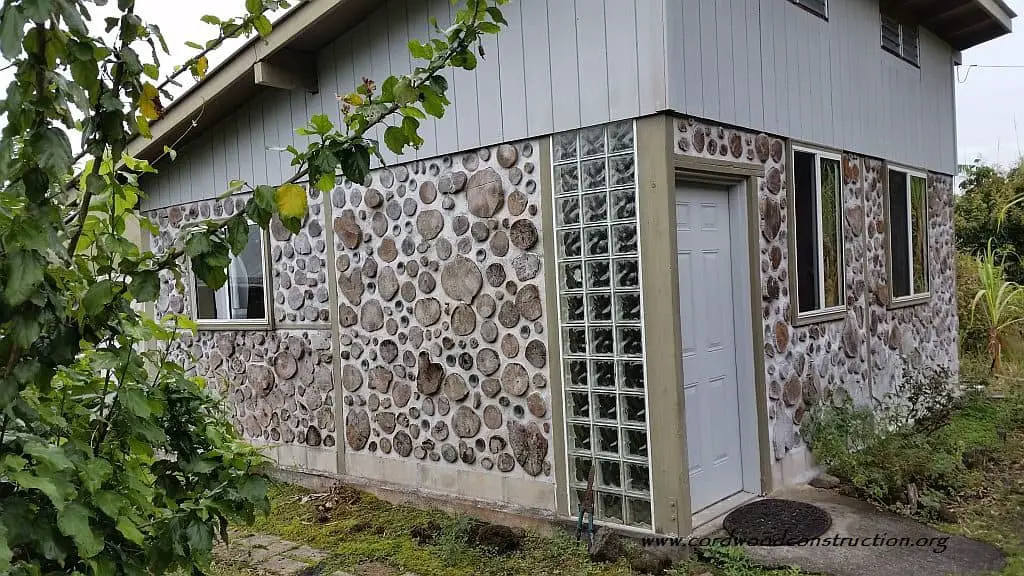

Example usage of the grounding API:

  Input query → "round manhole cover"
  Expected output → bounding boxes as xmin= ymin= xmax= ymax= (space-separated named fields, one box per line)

xmin=723 ymin=499 xmax=832 ymax=545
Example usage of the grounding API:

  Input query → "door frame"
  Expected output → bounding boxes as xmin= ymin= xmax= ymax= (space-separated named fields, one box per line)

xmin=673 ymin=156 xmax=772 ymax=522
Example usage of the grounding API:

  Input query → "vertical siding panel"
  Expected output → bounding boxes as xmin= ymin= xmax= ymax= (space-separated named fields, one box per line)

xmin=730 ymin=0 xmax=750 ymax=128
xmin=264 ymin=91 xmax=286 ymax=185
xmin=635 ymin=0 xmax=666 ymax=113
xmin=250 ymin=96 xmax=269 ymax=187
xmin=237 ymin=102 xmax=255 ymax=187
xmin=367 ymin=6 xmax=392 ymax=167
xmin=427 ymin=0 xmax=458 ymax=154
xmin=758 ymin=0 xmax=775 ymax=133
xmin=318 ymin=39 xmax=342 ymax=128
xmin=197 ymin=139 xmax=215 ymax=198
xmin=476 ymin=22 xmax=503 ymax=144
xmin=786 ymin=14 xmax=802 ymax=141
xmin=745 ymin=0 xmax=763 ymax=130
xmin=818 ymin=20 xmax=833 ymax=145
xmin=521 ymin=0 xmax=553 ymax=135
xmin=451 ymin=1 xmax=481 ymax=148
xmin=773 ymin=4 xmax=790 ymax=133
xmin=575 ymin=0 xmax=609 ymax=127
xmin=407 ymin=0 xmax=439 ymax=158
xmin=224 ymin=114 xmax=241 ymax=184
xmin=212 ymin=122 xmax=227 ymax=194
xmin=334 ymin=33 xmax=356 ymax=140
xmin=681 ymin=0 xmax=704 ymax=116
xmin=698 ymin=0 xmax=719 ymax=120
xmin=715 ymin=0 xmax=736 ymax=125
xmin=664 ymin=0 xmax=685 ymax=112
xmin=605 ymin=0 xmax=640 ymax=120
xmin=290 ymin=89 xmax=310 ymax=175
xmin=497 ymin=0 xmax=528 ymax=141
xmin=547 ymin=0 xmax=580 ymax=132
xmin=387 ymin=0 xmax=413 ymax=162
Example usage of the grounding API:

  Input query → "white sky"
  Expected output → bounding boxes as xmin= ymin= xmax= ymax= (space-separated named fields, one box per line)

xmin=3 ymin=1 xmax=1023 ymax=170
xmin=955 ymin=0 xmax=1024 ymax=169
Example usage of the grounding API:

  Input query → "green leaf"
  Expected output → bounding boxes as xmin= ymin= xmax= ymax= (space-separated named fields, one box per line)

xmin=339 ymin=144 xmax=370 ymax=187
xmin=185 ymin=233 xmax=212 ymax=257
xmin=23 ymin=440 xmax=73 ymax=470
xmin=400 ymin=106 xmax=426 ymax=120
xmin=78 ymin=458 xmax=113 ymax=493
xmin=0 ymin=523 xmax=10 ymax=573
xmin=12 ymin=470 xmax=67 ymax=509
xmin=11 ymin=314 xmax=41 ymax=349
xmin=384 ymin=126 xmax=408 ymax=155
xmin=225 ymin=215 xmax=250 ymax=256
xmin=253 ymin=14 xmax=272 ymax=37
xmin=407 ymin=39 xmax=433 ymax=60
xmin=237 ymin=475 xmax=268 ymax=501
xmin=83 ymin=279 xmax=116 ymax=316
xmin=478 ymin=21 xmax=501 ymax=34
xmin=5 ymin=250 xmax=43 ymax=306
xmin=246 ymin=0 xmax=262 ymax=14
xmin=315 ymin=172 xmax=335 ymax=193
xmin=0 ymin=5 xmax=27 ymax=59
xmin=30 ymin=127 xmax=73 ymax=175
xmin=200 ymin=14 xmax=221 ymax=25
xmin=130 ymin=270 xmax=160 ymax=302
xmin=486 ymin=6 xmax=507 ymax=25
xmin=118 ymin=388 xmax=152 ymax=419
xmin=58 ymin=503 xmax=104 ymax=559
xmin=309 ymin=114 xmax=333 ymax=135
xmin=94 ymin=491 xmax=126 ymax=519
xmin=116 ymin=517 xmax=146 ymax=546
xmin=185 ymin=40 xmax=203 ymax=50
xmin=22 ymin=0 xmax=52 ymax=23
xmin=186 ymin=518 xmax=213 ymax=555
xmin=143 ymin=63 xmax=159 ymax=80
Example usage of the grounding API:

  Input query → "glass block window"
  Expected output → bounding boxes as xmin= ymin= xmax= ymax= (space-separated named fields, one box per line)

xmin=552 ymin=121 xmax=652 ymax=529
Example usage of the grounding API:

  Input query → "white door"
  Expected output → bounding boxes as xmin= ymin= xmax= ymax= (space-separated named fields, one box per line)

xmin=676 ymin=183 xmax=745 ymax=513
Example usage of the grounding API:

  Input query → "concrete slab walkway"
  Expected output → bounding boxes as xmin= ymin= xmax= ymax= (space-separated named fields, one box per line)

xmin=213 ymin=532 xmax=421 ymax=576
xmin=739 ymin=486 xmax=1005 ymax=576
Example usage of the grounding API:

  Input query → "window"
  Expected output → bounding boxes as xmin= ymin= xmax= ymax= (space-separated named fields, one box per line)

xmin=880 ymin=7 xmax=919 ymax=65
xmin=792 ymin=147 xmax=843 ymax=317
xmin=194 ymin=222 xmax=269 ymax=324
xmin=790 ymin=0 xmax=827 ymax=19
xmin=886 ymin=168 xmax=929 ymax=301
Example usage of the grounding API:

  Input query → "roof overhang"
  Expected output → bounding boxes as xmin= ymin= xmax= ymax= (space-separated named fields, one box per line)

xmin=128 ymin=0 xmax=373 ymax=164
xmin=889 ymin=0 xmax=1015 ymax=50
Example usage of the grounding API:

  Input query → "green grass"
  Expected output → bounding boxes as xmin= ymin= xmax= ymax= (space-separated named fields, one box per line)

xmin=225 ymin=483 xmax=633 ymax=576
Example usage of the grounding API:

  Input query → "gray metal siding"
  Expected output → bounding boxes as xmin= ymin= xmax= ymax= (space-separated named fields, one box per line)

xmin=665 ymin=0 xmax=957 ymax=174
xmin=143 ymin=0 xmax=960 ymax=210
xmin=143 ymin=0 xmax=670 ymax=210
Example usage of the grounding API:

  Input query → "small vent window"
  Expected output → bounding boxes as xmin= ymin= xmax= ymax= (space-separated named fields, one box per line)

xmin=880 ymin=7 xmax=920 ymax=66
xmin=790 ymin=0 xmax=827 ymax=19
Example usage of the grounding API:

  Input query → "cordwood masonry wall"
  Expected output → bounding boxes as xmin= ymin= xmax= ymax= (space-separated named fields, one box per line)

xmin=671 ymin=116 xmax=959 ymax=486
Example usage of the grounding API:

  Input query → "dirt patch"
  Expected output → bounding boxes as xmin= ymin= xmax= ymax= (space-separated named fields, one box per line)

xmin=354 ymin=561 xmax=398 ymax=576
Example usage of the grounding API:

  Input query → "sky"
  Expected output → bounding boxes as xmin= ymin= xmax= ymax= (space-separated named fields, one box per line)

xmin=3 ymin=1 xmax=1022 ymax=170
xmin=955 ymin=0 xmax=1024 ymax=169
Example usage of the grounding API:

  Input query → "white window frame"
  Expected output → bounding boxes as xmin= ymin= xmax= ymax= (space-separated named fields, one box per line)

xmin=884 ymin=165 xmax=930 ymax=306
xmin=791 ymin=145 xmax=845 ymax=323
xmin=190 ymin=220 xmax=273 ymax=330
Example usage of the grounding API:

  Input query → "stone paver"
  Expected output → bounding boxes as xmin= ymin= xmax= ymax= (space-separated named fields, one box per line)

xmin=215 ymin=531 xmax=421 ymax=576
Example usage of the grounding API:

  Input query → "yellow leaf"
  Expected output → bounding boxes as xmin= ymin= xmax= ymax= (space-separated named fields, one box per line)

xmin=195 ymin=56 xmax=209 ymax=79
xmin=275 ymin=183 xmax=308 ymax=221
xmin=342 ymin=93 xmax=363 ymax=106
xmin=142 ymin=82 xmax=159 ymax=100
xmin=136 ymin=115 xmax=152 ymax=138
xmin=139 ymin=98 xmax=159 ymax=121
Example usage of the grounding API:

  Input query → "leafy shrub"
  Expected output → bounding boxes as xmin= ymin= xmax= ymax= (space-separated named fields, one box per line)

xmin=805 ymin=365 xmax=977 ymax=508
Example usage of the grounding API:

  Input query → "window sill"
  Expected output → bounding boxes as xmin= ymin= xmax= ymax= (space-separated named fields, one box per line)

xmin=791 ymin=306 xmax=846 ymax=327
xmin=195 ymin=321 xmax=274 ymax=331
xmin=882 ymin=45 xmax=920 ymax=68
xmin=887 ymin=293 xmax=930 ymax=310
